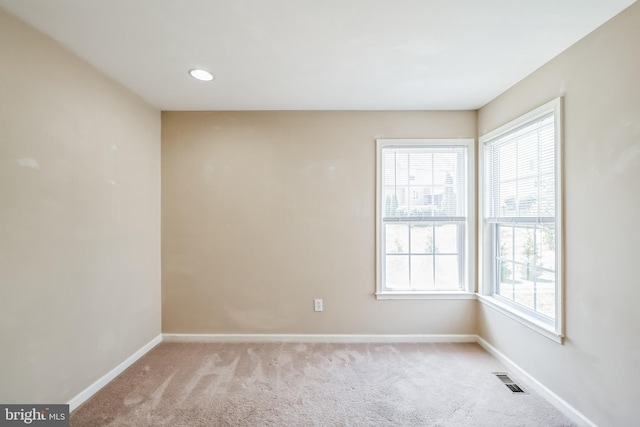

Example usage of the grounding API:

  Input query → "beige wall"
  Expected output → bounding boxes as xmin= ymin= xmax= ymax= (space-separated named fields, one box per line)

xmin=0 ymin=9 xmax=161 ymax=404
xmin=162 ymin=111 xmax=477 ymax=334
xmin=477 ymin=2 xmax=640 ymax=426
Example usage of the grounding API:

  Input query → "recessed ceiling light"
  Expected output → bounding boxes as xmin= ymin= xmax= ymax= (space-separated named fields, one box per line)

xmin=188 ymin=68 xmax=214 ymax=81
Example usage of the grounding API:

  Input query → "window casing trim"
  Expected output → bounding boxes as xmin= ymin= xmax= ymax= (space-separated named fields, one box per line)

xmin=376 ymin=138 xmax=476 ymax=299
xmin=478 ymin=98 xmax=564 ymax=342
xmin=376 ymin=291 xmax=477 ymax=300
xmin=476 ymin=294 xmax=563 ymax=343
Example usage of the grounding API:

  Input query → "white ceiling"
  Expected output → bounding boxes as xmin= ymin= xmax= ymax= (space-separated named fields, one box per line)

xmin=0 ymin=0 xmax=635 ymax=110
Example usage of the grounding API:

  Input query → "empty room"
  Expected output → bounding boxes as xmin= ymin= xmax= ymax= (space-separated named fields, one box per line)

xmin=1 ymin=0 xmax=638 ymax=426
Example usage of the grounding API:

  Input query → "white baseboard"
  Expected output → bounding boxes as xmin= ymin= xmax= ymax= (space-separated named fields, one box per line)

xmin=68 ymin=334 xmax=162 ymax=411
xmin=162 ymin=333 xmax=478 ymax=343
xmin=476 ymin=336 xmax=596 ymax=427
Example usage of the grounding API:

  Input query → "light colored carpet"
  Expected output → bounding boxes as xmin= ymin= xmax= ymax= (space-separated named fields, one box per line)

xmin=71 ymin=342 xmax=575 ymax=426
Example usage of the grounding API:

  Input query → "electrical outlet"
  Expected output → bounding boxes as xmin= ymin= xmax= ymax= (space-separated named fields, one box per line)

xmin=314 ymin=299 xmax=323 ymax=312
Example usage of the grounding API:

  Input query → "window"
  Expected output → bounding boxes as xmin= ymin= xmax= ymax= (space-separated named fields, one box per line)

xmin=376 ymin=139 xmax=474 ymax=298
xmin=479 ymin=98 xmax=563 ymax=341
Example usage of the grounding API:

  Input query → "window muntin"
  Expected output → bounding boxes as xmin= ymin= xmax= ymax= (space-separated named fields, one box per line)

xmin=481 ymin=99 xmax=562 ymax=333
xmin=377 ymin=140 xmax=473 ymax=295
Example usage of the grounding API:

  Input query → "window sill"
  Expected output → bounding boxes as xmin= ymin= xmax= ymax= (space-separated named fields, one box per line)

xmin=476 ymin=294 xmax=564 ymax=344
xmin=376 ymin=291 xmax=477 ymax=300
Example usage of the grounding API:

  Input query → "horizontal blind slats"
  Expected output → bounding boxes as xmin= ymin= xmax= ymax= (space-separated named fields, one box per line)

xmin=485 ymin=217 xmax=555 ymax=224
xmin=384 ymin=217 xmax=466 ymax=222
xmin=485 ymin=112 xmax=555 ymax=220
xmin=382 ymin=146 xmax=467 ymax=220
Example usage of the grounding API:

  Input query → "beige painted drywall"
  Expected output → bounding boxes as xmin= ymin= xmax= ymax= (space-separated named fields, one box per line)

xmin=162 ymin=111 xmax=477 ymax=334
xmin=0 ymin=8 xmax=161 ymax=404
xmin=477 ymin=2 xmax=640 ymax=426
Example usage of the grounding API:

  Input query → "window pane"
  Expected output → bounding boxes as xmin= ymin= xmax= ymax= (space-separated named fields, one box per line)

xmin=517 ymin=177 xmax=537 ymax=217
xmin=536 ymin=270 xmax=556 ymax=318
xmin=385 ymin=224 xmax=408 ymax=254
xmin=498 ymin=260 xmax=513 ymax=287
xmin=499 ymin=181 xmax=517 ymax=217
xmin=410 ymin=224 xmax=433 ymax=254
xmin=383 ymin=189 xmax=400 ymax=217
xmin=498 ymin=225 xmax=514 ymax=290
xmin=383 ymin=151 xmax=396 ymax=184
xmin=434 ymin=255 xmax=459 ymax=289
xmin=498 ymin=142 xmax=517 ymax=183
xmin=497 ymin=280 xmax=513 ymax=301
xmin=385 ymin=256 xmax=409 ymax=289
xmin=513 ymin=227 xmax=533 ymax=267
xmin=408 ymin=187 xmax=434 ymax=216
xmin=513 ymin=267 xmax=535 ymax=311
xmin=409 ymin=152 xmax=432 ymax=185
xmin=537 ymin=226 xmax=555 ymax=272
xmin=394 ymin=152 xmax=409 ymax=185
xmin=517 ymin=132 xmax=539 ymax=181
xmin=499 ymin=225 xmax=513 ymax=261
xmin=434 ymin=154 xmax=457 ymax=187
xmin=538 ymin=115 xmax=555 ymax=166
xmin=538 ymin=178 xmax=555 ymax=217
xmin=411 ymin=255 xmax=434 ymax=289
xmin=435 ymin=223 xmax=457 ymax=254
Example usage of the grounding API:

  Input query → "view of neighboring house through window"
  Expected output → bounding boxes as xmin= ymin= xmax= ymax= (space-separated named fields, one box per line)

xmin=376 ymin=139 xmax=474 ymax=296
xmin=480 ymin=98 xmax=563 ymax=338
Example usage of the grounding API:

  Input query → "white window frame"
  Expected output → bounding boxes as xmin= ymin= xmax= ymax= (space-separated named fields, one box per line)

xmin=478 ymin=98 xmax=564 ymax=343
xmin=376 ymin=139 xmax=475 ymax=300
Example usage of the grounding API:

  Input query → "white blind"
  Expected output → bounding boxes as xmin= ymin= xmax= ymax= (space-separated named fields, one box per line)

xmin=485 ymin=113 xmax=555 ymax=220
xmin=381 ymin=146 xmax=467 ymax=220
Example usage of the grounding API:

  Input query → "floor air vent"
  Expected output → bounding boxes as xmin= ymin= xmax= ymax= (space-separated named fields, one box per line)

xmin=493 ymin=372 xmax=527 ymax=394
